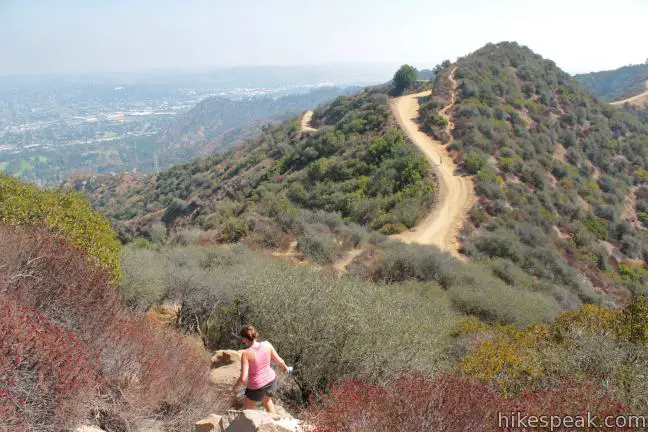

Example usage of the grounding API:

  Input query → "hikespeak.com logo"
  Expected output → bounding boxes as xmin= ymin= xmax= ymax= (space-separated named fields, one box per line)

xmin=498 ymin=411 xmax=648 ymax=430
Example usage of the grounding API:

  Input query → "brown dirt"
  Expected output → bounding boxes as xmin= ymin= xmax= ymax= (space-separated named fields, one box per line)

xmin=389 ymin=67 xmax=475 ymax=257
xmin=553 ymin=143 xmax=567 ymax=163
xmin=610 ymin=81 xmax=648 ymax=108
xmin=622 ymin=187 xmax=643 ymax=230
xmin=333 ymin=248 xmax=363 ymax=273
xmin=300 ymin=111 xmax=318 ymax=133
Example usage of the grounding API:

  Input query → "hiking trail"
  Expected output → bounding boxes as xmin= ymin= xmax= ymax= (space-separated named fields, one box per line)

xmin=610 ymin=81 xmax=648 ymax=108
xmin=389 ymin=67 xmax=475 ymax=257
xmin=300 ymin=111 xmax=318 ymax=133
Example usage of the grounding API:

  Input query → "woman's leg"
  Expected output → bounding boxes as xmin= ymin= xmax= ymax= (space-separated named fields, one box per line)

xmin=243 ymin=397 xmax=257 ymax=410
xmin=262 ymin=395 xmax=275 ymax=413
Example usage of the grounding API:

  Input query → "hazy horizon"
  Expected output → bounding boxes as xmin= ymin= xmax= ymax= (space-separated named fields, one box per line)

xmin=2 ymin=0 xmax=646 ymax=76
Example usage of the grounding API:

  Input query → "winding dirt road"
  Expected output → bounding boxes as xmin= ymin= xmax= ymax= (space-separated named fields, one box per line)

xmin=389 ymin=67 xmax=474 ymax=256
xmin=611 ymin=81 xmax=648 ymax=108
xmin=300 ymin=111 xmax=318 ymax=133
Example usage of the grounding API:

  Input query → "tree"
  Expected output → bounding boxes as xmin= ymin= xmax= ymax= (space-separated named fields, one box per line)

xmin=393 ymin=65 xmax=418 ymax=94
xmin=434 ymin=60 xmax=452 ymax=74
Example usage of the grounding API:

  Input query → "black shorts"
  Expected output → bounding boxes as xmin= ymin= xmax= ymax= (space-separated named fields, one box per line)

xmin=245 ymin=378 xmax=278 ymax=402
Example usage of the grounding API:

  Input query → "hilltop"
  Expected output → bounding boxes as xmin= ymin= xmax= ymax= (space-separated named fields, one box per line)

xmin=420 ymin=41 xmax=648 ymax=300
xmin=84 ymin=42 xmax=648 ymax=300
xmin=575 ymin=62 xmax=648 ymax=102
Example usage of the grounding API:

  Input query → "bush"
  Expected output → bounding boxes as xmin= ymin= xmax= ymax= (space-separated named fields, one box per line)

xmin=305 ymin=373 xmax=630 ymax=432
xmin=447 ymin=265 xmax=560 ymax=325
xmin=169 ymin=228 xmax=203 ymax=246
xmin=159 ymin=245 xmax=459 ymax=402
xmin=335 ymin=222 xmax=369 ymax=249
xmin=239 ymin=267 xmax=459 ymax=401
xmin=0 ymin=226 xmax=224 ymax=430
xmin=298 ymin=227 xmax=340 ymax=265
xmin=0 ymin=174 xmax=121 ymax=281
xmin=0 ymin=294 xmax=97 ymax=430
xmin=220 ymin=217 xmax=249 ymax=242
xmin=371 ymin=243 xmax=560 ymax=325
xmin=464 ymin=149 xmax=487 ymax=174
xmin=304 ymin=373 xmax=504 ymax=432
xmin=370 ymin=242 xmax=458 ymax=285
xmin=461 ymin=300 xmax=648 ymax=408
xmin=121 ymin=247 xmax=168 ymax=311
xmin=247 ymin=216 xmax=291 ymax=249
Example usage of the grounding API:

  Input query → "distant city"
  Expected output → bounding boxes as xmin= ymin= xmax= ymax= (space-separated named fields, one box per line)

xmin=0 ymin=65 xmax=395 ymax=183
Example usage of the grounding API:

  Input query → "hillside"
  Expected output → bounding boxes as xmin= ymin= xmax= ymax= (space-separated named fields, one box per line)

xmin=78 ymin=43 xmax=648 ymax=299
xmin=7 ymin=45 xmax=648 ymax=431
xmin=152 ymin=87 xmax=353 ymax=168
xmin=575 ymin=62 xmax=648 ymax=101
xmin=420 ymin=42 xmax=648 ymax=300
xmin=77 ymin=85 xmax=436 ymax=243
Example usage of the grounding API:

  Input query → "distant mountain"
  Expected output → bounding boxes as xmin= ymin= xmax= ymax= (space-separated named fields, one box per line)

xmin=152 ymin=87 xmax=354 ymax=168
xmin=574 ymin=63 xmax=648 ymax=101
xmin=418 ymin=69 xmax=436 ymax=80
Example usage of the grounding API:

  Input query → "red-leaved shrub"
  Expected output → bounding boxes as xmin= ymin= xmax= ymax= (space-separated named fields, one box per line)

xmin=304 ymin=373 xmax=502 ymax=432
xmin=0 ymin=226 xmax=224 ymax=431
xmin=304 ymin=373 xmax=633 ymax=432
xmin=0 ymin=294 xmax=97 ymax=431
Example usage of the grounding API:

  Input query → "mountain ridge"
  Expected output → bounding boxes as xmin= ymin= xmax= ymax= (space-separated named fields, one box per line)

xmin=575 ymin=62 xmax=648 ymax=102
xmin=78 ymin=42 xmax=648 ymax=301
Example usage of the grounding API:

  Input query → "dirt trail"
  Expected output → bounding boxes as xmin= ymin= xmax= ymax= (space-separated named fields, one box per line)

xmin=389 ymin=67 xmax=474 ymax=257
xmin=610 ymin=81 xmax=648 ymax=108
xmin=333 ymin=248 xmax=363 ymax=273
xmin=300 ymin=110 xmax=318 ymax=133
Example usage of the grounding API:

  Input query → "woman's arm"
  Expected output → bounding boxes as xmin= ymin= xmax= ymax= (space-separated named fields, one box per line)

xmin=231 ymin=351 xmax=249 ymax=391
xmin=269 ymin=345 xmax=290 ymax=372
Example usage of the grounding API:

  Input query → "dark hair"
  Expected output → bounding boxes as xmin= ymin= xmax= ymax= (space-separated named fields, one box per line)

xmin=240 ymin=324 xmax=259 ymax=341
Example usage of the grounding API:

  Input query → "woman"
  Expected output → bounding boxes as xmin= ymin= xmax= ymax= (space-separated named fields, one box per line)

xmin=231 ymin=324 xmax=293 ymax=413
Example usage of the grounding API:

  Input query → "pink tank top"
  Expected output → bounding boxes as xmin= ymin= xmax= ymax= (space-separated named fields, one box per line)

xmin=247 ymin=341 xmax=276 ymax=390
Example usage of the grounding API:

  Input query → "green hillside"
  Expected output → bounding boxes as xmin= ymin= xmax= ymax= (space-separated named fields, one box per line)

xmin=421 ymin=42 xmax=648 ymax=298
xmin=78 ymin=86 xmax=435 ymax=240
xmin=575 ymin=63 xmax=648 ymax=101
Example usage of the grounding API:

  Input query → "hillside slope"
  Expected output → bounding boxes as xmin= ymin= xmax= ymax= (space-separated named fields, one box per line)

xmin=610 ymin=81 xmax=648 ymax=109
xmin=420 ymin=42 xmax=648 ymax=299
xmin=77 ymin=85 xmax=436 ymax=243
xmin=575 ymin=63 xmax=648 ymax=101
xmin=152 ymin=87 xmax=352 ymax=168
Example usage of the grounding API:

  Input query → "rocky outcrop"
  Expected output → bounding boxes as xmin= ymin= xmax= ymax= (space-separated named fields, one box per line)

xmin=210 ymin=349 xmax=243 ymax=387
xmin=195 ymin=410 xmax=302 ymax=432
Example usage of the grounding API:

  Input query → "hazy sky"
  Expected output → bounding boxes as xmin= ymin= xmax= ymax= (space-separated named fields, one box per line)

xmin=1 ymin=0 xmax=646 ymax=75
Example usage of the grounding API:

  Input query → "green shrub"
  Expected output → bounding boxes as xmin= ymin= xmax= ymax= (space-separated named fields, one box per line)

xmin=371 ymin=242 xmax=458 ymax=285
xmin=0 ymin=174 xmax=121 ymax=281
xmin=220 ymin=217 xmax=249 ymax=243
xmin=464 ymin=149 xmax=486 ymax=174
xmin=379 ymin=223 xmax=407 ymax=235
xmin=298 ymin=226 xmax=340 ymax=265
xmin=240 ymin=265 xmax=459 ymax=401
xmin=583 ymin=213 xmax=609 ymax=240
xmin=447 ymin=267 xmax=560 ymax=325
xmin=121 ymin=246 xmax=168 ymax=310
